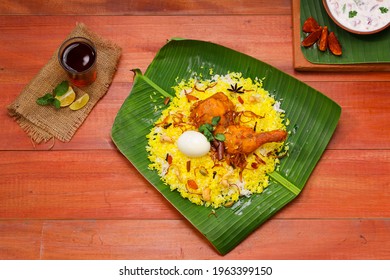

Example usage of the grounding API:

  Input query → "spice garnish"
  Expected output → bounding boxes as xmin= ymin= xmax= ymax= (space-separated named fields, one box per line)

xmin=227 ymin=83 xmax=244 ymax=94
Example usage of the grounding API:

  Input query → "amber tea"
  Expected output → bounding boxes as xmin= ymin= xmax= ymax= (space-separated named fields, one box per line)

xmin=59 ymin=37 xmax=97 ymax=87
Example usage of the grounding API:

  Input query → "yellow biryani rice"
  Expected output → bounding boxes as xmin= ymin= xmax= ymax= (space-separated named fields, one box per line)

xmin=146 ymin=72 xmax=288 ymax=208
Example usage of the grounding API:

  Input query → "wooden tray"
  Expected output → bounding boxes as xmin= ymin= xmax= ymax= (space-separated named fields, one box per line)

xmin=292 ymin=0 xmax=390 ymax=72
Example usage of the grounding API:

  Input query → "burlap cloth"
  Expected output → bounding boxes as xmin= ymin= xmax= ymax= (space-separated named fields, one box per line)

xmin=7 ymin=23 xmax=122 ymax=143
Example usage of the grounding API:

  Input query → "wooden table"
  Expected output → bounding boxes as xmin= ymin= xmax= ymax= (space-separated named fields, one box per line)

xmin=1 ymin=0 xmax=389 ymax=260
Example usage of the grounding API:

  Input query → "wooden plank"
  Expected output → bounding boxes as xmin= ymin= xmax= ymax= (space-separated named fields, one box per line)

xmin=292 ymin=0 xmax=390 ymax=71
xmin=0 ymin=15 xmax=293 ymax=83
xmin=1 ymin=219 xmax=388 ymax=259
xmin=280 ymin=149 xmax=390 ymax=219
xmin=0 ymin=0 xmax=292 ymax=16
xmin=1 ymin=150 xmax=389 ymax=220
xmin=0 ymin=150 xmax=181 ymax=220
xmin=0 ymin=0 xmax=388 ymax=262
xmin=0 ymin=220 xmax=43 ymax=259
xmin=1 ymin=16 xmax=390 ymax=87
xmin=308 ymin=81 xmax=390 ymax=150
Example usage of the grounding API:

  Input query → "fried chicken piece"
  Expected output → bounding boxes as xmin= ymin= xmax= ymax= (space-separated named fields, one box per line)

xmin=216 ymin=125 xmax=287 ymax=155
xmin=190 ymin=92 xmax=235 ymax=127
xmin=190 ymin=92 xmax=287 ymax=156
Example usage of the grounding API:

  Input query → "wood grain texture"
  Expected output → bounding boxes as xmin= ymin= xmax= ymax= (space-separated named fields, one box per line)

xmin=0 ymin=0 xmax=292 ymax=16
xmin=1 ymin=16 xmax=390 ymax=86
xmin=1 ymin=219 xmax=389 ymax=259
xmin=0 ymin=0 xmax=389 ymax=259
xmin=1 ymin=150 xmax=389 ymax=220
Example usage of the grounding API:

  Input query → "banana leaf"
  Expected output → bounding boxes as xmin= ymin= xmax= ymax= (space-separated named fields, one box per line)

xmin=300 ymin=0 xmax=390 ymax=64
xmin=111 ymin=39 xmax=341 ymax=255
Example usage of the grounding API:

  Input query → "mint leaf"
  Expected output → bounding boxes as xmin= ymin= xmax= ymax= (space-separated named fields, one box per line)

xmin=54 ymin=80 xmax=69 ymax=96
xmin=36 ymin=80 xmax=71 ymax=109
xmin=36 ymin=93 xmax=55 ymax=106
xmin=379 ymin=7 xmax=388 ymax=14
xmin=53 ymin=99 xmax=61 ymax=109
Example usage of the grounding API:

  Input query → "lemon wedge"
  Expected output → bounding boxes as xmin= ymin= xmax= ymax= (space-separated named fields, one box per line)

xmin=69 ymin=93 xmax=89 ymax=111
xmin=55 ymin=86 xmax=76 ymax=107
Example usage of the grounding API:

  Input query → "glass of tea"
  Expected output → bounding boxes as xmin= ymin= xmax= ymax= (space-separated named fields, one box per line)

xmin=58 ymin=37 xmax=97 ymax=87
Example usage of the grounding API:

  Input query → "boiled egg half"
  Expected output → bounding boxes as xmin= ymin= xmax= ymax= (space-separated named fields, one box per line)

xmin=177 ymin=130 xmax=210 ymax=158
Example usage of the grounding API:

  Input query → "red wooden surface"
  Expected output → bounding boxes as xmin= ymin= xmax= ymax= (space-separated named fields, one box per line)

xmin=0 ymin=0 xmax=389 ymax=259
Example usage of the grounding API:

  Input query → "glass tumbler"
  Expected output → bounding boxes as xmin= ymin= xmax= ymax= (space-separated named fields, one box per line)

xmin=58 ymin=37 xmax=97 ymax=87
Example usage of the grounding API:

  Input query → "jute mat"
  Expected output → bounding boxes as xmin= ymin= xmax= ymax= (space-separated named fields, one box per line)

xmin=7 ymin=23 xmax=122 ymax=143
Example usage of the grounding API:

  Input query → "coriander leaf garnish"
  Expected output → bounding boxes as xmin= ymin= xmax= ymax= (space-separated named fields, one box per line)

xmin=199 ymin=123 xmax=213 ymax=133
xmin=214 ymin=133 xmax=226 ymax=142
xmin=198 ymin=116 xmax=225 ymax=142
xmin=349 ymin=10 xmax=357 ymax=18
xmin=199 ymin=123 xmax=214 ymax=142
xmin=379 ymin=7 xmax=388 ymax=14
xmin=211 ymin=116 xmax=221 ymax=126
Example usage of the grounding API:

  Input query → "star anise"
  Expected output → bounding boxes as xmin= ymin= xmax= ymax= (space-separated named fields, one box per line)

xmin=227 ymin=83 xmax=244 ymax=94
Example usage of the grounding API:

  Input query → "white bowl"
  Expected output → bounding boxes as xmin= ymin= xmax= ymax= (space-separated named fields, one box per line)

xmin=323 ymin=0 xmax=390 ymax=35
